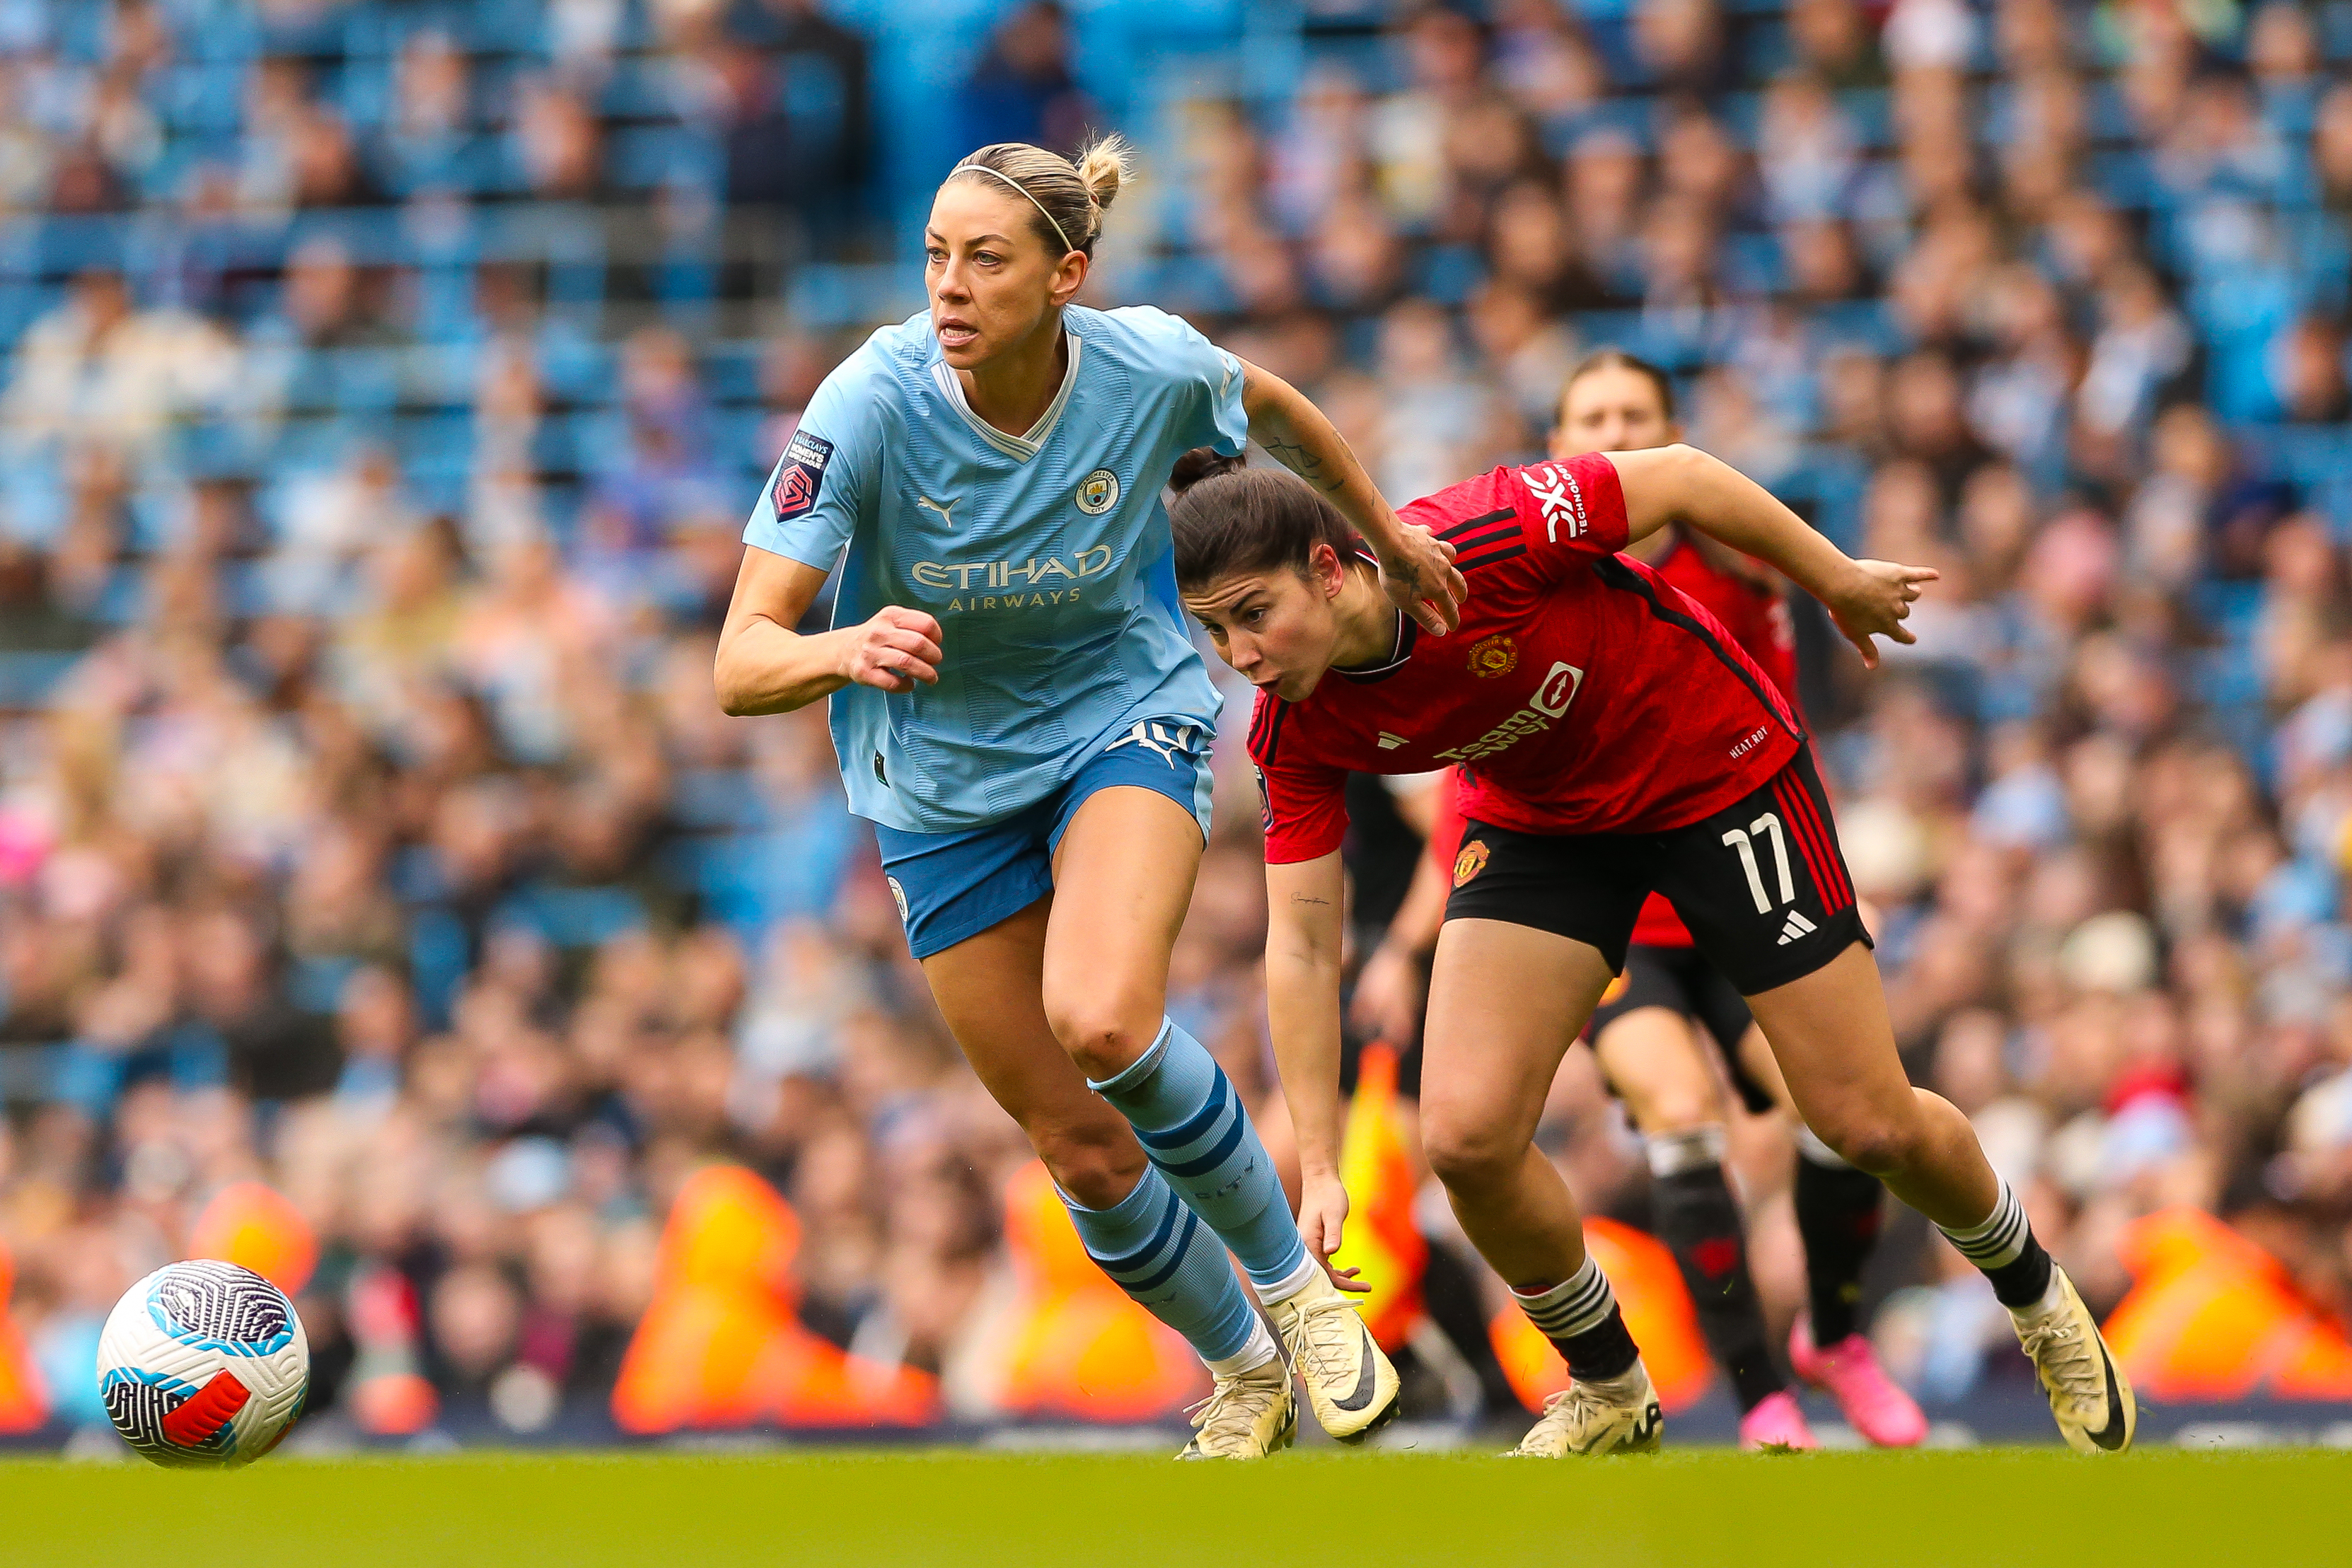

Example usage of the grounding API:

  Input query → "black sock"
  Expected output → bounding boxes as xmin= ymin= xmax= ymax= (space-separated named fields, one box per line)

xmin=1794 ymin=1151 xmax=1887 ymax=1345
xmin=1514 ymin=1258 xmax=1642 ymax=1383
xmin=1556 ymin=1305 xmax=1643 ymax=1385
xmin=1652 ymin=1158 xmax=1784 ymax=1412
xmin=1939 ymin=1178 xmax=2054 ymax=1309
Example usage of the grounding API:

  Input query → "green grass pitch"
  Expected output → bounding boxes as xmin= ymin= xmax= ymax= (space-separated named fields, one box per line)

xmin=3 ymin=1447 xmax=2343 ymax=1567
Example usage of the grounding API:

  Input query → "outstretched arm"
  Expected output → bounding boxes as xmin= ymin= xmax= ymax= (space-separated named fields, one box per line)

xmin=714 ymin=546 xmax=944 ymax=715
xmin=1265 ymin=851 xmax=1361 ymax=1280
xmin=1241 ymin=361 xmax=1468 ymax=636
xmin=1607 ymin=443 xmax=1937 ymax=668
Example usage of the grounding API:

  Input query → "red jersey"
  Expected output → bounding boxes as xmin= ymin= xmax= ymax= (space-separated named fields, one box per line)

xmin=1628 ymin=530 xmax=1803 ymax=947
xmin=1251 ymin=455 xmax=1804 ymax=864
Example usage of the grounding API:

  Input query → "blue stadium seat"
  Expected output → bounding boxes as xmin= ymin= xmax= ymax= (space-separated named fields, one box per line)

xmin=0 ymin=651 xmax=81 ymax=712
xmin=499 ymin=883 xmax=649 ymax=948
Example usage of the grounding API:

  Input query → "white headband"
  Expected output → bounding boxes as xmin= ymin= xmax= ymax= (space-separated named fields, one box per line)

xmin=952 ymin=163 xmax=1077 ymax=255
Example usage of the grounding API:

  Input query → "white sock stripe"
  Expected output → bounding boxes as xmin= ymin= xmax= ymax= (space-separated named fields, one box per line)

xmin=1515 ymin=1272 xmax=1611 ymax=1320
xmin=1645 ymin=1125 xmax=1728 ymax=1178
xmin=1940 ymin=1183 xmax=2029 ymax=1267
xmin=1514 ymin=1259 xmax=1618 ymax=1340
xmin=1257 ymin=1249 xmax=1322 ymax=1306
xmin=1203 ymin=1316 xmax=1280 ymax=1378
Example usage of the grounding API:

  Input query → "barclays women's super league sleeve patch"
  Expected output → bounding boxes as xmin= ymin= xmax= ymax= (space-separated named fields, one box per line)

xmin=770 ymin=429 xmax=835 ymax=520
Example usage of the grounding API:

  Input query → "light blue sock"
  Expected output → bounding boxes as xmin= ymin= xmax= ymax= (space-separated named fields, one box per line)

xmin=1089 ymin=1019 xmax=1313 ymax=1297
xmin=1062 ymin=1164 xmax=1261 ymax=1365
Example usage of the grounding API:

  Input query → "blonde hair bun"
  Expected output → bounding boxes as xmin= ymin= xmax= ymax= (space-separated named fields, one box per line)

xmin=1072 ymin=132 xmax=1132 ymax=214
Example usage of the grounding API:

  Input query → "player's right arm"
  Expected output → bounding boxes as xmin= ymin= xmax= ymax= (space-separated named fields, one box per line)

xmin=714 ymin=548 xmax=943 ymax=714
xmin=1265 ymin=849 xmax=1353 ymax=1269
xmin=714 ymin=347 xmax=945 ymax=716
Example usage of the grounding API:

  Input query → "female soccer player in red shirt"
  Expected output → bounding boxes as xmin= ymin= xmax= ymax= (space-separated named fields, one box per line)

xmin=1173 ymin=445 xmax=2135 ymax=1458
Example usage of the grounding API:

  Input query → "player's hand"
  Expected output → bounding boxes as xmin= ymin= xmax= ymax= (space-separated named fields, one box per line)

xmin=1375 ymin=522 xmax=1468 ymax=637
xmin=840 ymin=605 xmax=944 ymax=693
xmin=1824 ymin=559 xmax=1938 ymax=670
xmin=1299 ymin=1171 xmax=1369 ymax=1293
xmin=1349 ymin=941 xmax=1425 ymax=1050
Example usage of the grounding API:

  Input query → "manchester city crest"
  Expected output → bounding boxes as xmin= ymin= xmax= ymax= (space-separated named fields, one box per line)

xmin=1076 ymin=468 xmax=1120 ymax=515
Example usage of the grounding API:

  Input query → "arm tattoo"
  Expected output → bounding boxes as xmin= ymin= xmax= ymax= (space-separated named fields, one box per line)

xmin=1289 ymin=893 xmax=1333 ymax=906
xmin=1262 ymin=435 xmax=1345 ymax=496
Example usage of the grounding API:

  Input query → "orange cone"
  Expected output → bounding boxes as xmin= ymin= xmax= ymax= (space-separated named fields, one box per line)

xmin=613 ymin=1164 xmax=938 ymax=1433
xmin=188 ymin=1180 xmax=320 ymax=1296
xmin=344 ymin=1262 xmax=439 ymax=1437
xmin=2104 ymin=1207 xmax=2352 ymax=1402
xmin=992 ymin=1160 xmax=1205 ymax=1422
xmin=1489 ymin=1216 xmax=1715 ymax=1414
xmin=0 ymin=1238 xmax=49 ymax=1434
xmin=1331 ymin=1044 xmax=1429 ymax=1353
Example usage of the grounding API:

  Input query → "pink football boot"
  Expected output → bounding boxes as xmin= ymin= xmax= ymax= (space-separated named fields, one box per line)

xmin=1738 ymin=1389 xmax=1819 ymax=1451
xmin=1790 ymin=1316 xmax=1928 ymax=1448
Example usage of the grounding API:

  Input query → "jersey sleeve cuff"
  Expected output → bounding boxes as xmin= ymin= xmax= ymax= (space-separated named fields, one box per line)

xmin=1262 ymin=835 xmax=1344 ymax=866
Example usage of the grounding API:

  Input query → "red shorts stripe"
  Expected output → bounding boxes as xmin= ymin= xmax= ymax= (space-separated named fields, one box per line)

xmin=1795 ymin=770 xmax=1855 ymax=909
xmin=1770 ymin=774 xmax=1839 ymax=911
xmin=1776 ymin=769 xmax=1851 ymax=914
xmin=1786 ymin=777 xmax=1850 ymax=914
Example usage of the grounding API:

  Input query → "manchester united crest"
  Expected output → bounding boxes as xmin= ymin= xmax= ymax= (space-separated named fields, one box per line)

xmin=1468 ymin=633 xmax=1519 ymax=678
xmin=1452 ymin=839 xmax=1490 ymax=888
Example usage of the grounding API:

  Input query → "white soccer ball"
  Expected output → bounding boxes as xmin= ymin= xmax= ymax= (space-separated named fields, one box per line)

xmin=96 ymin=1260 xmax=311 ymax=1468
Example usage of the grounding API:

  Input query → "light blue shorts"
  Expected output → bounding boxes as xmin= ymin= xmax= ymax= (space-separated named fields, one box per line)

xmin=872 ymin=717 xmax=1215 ymax=959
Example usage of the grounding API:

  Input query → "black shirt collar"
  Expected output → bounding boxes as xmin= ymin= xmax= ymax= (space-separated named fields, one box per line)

xmin=1333 ymin=606 xmax=1418 ymax=683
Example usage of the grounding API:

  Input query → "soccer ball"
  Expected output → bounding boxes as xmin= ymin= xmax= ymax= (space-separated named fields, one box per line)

xmin=96 ymin=1260 xmax=310 ymax=1468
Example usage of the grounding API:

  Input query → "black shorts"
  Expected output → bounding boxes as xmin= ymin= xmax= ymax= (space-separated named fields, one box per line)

xmin=1442 ymin=744 xmax=1870 ymax=999
xmin=1587 ymin=944 xmax=1776 ymax=1115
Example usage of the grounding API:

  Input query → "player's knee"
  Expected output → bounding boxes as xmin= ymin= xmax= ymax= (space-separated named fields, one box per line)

xmin=1422 ymin=1114 xmax=1521 ymax=1196
xmin=1045 ymin=1001 xmax=1157 ymax=1083
xmin=1807 ymin=1113 xmax=1919 ymax=1179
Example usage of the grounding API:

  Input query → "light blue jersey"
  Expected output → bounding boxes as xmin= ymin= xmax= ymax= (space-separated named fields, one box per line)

xmin=743 ymin=304 xmax=1247 ymax=833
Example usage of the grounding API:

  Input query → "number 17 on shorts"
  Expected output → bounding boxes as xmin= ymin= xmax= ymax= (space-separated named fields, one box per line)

xmin=1650 ymin=746 xmax=1870 ymax=997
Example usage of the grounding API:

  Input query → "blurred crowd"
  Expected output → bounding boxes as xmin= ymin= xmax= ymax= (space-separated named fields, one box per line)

xmin=5 ymin=0 xmax=2352 ymax=1441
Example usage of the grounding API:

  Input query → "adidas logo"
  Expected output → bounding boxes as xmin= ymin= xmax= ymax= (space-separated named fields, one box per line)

xmin=1777 ymin=910 xmax=1818 ymax=946
xmin=1377 ymin=731 xmax=1408 ymax=750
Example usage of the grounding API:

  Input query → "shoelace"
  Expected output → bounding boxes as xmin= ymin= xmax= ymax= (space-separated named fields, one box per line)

xmin=1185 ymin=1374 xmax=1284 ymax=1455
xmin=1282 ymin=1292 xmax=1358 ymax=1385
xmin=2018 ymin=1316 xmax=2104 ymax=1405
xmin=1524 ymin=1383 xmax=1610 ymax=1445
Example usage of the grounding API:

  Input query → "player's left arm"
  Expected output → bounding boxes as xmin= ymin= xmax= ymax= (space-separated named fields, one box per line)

xmin=1609 ymin=443 xmax=1937 ymax=669
xmin=1241 ymin=361 xmax=1468 ymax=637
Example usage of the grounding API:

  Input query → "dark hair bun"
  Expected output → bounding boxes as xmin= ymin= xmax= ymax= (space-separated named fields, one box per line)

xmin=1169 ymin=447 xmax=1245 ymax=494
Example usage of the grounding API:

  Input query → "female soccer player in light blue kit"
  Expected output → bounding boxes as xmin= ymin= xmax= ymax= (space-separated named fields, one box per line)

xmin=715 ymin=135 xmax=1465 ymax=1456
